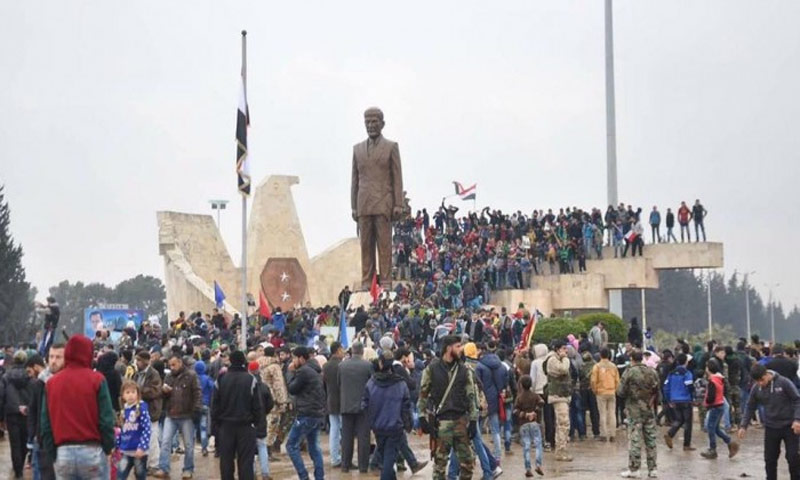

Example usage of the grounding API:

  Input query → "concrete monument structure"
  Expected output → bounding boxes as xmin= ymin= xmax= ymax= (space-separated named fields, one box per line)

xmin=158 ymin=176 xmax=723 ymax=321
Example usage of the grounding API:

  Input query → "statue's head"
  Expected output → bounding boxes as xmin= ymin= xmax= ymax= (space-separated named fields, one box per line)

xmin=364 ymin=107 xmax=385 ymax=139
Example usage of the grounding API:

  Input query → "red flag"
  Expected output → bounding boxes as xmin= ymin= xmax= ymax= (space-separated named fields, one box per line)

xmin=369 ymin=272 xmax=383 ymax=305
xmin=517 ymin=313 xmax=538 ymax=351
xmin=259 ymin=290 xmax=271 ymax=319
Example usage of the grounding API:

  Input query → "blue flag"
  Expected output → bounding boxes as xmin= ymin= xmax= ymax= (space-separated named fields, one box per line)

xmin=339 ymin=306 xmax=349 ymax=349
xmin=214 ymin=281 xmax=226 ymax=308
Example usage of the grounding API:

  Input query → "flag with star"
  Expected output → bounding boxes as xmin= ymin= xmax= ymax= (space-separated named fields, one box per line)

xmin=236 ymin=71 xmax=251 ymax=195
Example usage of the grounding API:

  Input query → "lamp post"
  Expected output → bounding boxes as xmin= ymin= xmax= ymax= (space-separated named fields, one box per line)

xmin=209 ymin=199 xmax=229 ymax=227
xmin=706 ymin=269 xmax=713 ymax=340
xmin=743 ymin=271 xmax=756 ymax=341
xmin=604 ymin=0 xmax=623 ymax=318
xmin=764 ymin=282 xmax=780 ymax=344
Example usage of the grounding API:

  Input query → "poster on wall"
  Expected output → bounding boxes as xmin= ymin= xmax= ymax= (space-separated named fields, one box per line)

xmin=84 ymin=307 xmax=145 ymax=343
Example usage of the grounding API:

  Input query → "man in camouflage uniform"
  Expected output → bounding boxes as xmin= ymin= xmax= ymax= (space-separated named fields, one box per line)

xmin=418 ymin=335 xmax=477 ymax=480
xmin=545 ymin=341 xmax=573 ymax=461
xmin=258 ymin=345 xmax=289 ymax=457
xmin=618 ymin=350 xmax=660 ymax=478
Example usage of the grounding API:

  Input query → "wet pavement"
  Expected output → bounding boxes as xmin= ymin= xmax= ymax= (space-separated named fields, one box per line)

xmin=0 ymin=424 xmax=790 ymax=479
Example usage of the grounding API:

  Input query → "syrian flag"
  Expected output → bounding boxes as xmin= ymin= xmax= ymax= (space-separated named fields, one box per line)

xmin=453 ymin=181 xmax=476 ymax=201
xmin=259 ymin=290 xmax=271 ymax=319
xmin=370 ymin=272 xmax=383 ymax=306
xmin=516 ymin=310 xmax=541 ymax=351
xmin=236 ymin=73 xmax=251 ymax=196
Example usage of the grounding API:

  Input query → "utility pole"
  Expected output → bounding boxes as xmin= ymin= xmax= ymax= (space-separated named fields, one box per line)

xmin=706 ymin=270 xmax=713 ymax=340
xmin=765 ymin=282 xmax=780 ymax=344
xmin=744 ymin=271 xmax=756 ymax=341
xmin=605 ymin=0 xmax=623 ymax=318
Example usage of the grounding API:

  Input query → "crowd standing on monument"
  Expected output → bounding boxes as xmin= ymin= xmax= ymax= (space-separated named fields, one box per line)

xmin=390 ymin=199 xmax=710 ymax=307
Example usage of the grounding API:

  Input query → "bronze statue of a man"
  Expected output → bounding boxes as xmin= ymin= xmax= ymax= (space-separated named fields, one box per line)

xmin=351 ymin=107 xmax=404 ymax=290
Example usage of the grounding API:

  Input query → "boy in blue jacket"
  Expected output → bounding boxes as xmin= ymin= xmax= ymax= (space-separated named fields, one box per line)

xmin=663 ymin=353 xmax=696 ymax=451
xmin=362 ymin=351 xmax=412 ymax=480
xmin=118 ymin=380 xmax=151 ymax=480
xmin=194 ymin=360 xmax=214 ymax=456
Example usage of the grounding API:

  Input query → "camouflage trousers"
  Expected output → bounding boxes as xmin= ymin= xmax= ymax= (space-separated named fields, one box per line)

xmin=729 ymin=389 xmax=742 ymax=426
xmin=277 ymin=408 xmax=297 ymax=446
xmin=266 ymin=411 xmax=282 ymax=445
xmin=626 ymin=410 xmax=657 ymax=472
xmin=433 ymin=417 xmax=474 ymax=480
xmin=553 ymin=401 xmax=570 ymax=456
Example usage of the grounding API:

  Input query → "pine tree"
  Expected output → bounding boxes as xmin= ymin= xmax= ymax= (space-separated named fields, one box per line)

xmin=0 ymin=185 xmax=34 ymax=344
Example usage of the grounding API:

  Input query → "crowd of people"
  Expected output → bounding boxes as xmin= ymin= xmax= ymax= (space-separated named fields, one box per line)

xmin=1 ymin=294 xmax=799 ymax=480
xmin=389 ymin=199 xmax=710 ymax=309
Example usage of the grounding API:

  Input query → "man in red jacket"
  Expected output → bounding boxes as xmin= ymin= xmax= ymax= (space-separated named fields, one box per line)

xmin=40 ymin=335 xmax=115 ymax=479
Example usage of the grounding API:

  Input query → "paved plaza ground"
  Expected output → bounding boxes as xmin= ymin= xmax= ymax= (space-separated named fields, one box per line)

xmin=0 ymin=424 xmax=792 ymax=479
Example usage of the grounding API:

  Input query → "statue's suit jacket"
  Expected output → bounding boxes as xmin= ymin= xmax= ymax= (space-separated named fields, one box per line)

xmin=351 ymin=135 xmax=403 ymax=218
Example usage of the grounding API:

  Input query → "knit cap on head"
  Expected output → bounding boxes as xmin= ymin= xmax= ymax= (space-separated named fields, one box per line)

xmin=230 ymin=350 xmax=246 ymax=367
xmin=247 ymin=361 xmax=259 ymax=372
xmin=379 ymin=336 xmax=395 ymax=351
xmin=464 ymin=342 xmax=478 ymax=360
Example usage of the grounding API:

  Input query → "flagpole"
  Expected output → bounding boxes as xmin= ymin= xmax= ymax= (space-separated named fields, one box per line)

xmin=240 ymin=30 xmax=248 ymax=352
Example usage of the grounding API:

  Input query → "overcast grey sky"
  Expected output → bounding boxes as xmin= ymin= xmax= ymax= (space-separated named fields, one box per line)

xmin=1 ymin=1 xmax=798 ymax=311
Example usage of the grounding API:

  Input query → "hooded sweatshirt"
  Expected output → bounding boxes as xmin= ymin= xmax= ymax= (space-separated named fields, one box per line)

xmin=476 ymin=352 xmax=509 ymax=415
xmin=41 ymin=335 xmax=116 ymax=456
xmin=529 ymin=344 xmax=549 ymax=395
xmin=362 ymin=369 xmax=411 ymax=435
xmin=194 ymin=361 xmax=214 ymax=407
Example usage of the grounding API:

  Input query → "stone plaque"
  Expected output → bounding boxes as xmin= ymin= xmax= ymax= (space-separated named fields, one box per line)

xmin=260 ymin=257 xmax=308 ymax=312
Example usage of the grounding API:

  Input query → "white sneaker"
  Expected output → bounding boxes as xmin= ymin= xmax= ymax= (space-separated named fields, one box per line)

xmin=492 ymin=466 xmax=503 ymax=479
xmin=620 ymin=471 xmax=641 ymax=478
xmin=648 ymin=471 xmax=658 ymax=478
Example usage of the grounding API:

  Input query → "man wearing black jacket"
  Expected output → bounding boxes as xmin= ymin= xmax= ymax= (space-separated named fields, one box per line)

xmin=212 ymin=350 xmax=264 ymax=480
xmin=286 ymin=346 xmax=326 ymax=480
xmin=0 ymin=351 xmax=31 ymax=479
xmin=766 ymin=345 xmax=800 ymax=387
xmin=738 ymin=365 xmax=800 ymax=480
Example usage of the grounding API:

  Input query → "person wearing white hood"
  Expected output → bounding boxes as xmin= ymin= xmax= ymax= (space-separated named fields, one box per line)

xmin=529 ymin=344 xmax=552 ymax=449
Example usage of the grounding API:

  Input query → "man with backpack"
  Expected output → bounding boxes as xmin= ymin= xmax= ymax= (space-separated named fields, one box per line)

xmin=476 ymin=340 xmax=510 ymax=462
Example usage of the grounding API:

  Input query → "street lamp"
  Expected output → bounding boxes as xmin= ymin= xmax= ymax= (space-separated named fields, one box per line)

xmin=764 ymin=282 xmax=780 ymax=345
xmin=706 ymin=269 xmax=713 ymax=340
xmin=743 ymin=271 xmax=756 ymax=341
xmin=209 ymin=199 xmax=229 ymax=227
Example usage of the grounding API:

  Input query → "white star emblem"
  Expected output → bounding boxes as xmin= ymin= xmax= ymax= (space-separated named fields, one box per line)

xmin=281 ymin=291 xmax=291 ymax=302
xmin=280 ymin=272 xmax=289 ymax=283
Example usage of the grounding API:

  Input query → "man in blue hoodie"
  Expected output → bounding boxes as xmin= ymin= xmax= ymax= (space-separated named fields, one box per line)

xmin=194 ymin=361 xmax=214 ymax=456
xmin=363 ymin=350 xmax=412 ymax=480
xmin=663 ymin=353 xmax=695 ymax=451
xmin=475 ymin=340 xmax=509 ymax=461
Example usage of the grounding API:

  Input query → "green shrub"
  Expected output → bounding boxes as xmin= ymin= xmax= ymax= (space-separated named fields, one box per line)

xmin=575 ymin=312 xmax=626 ymax=344
xmin=531 ymin=317 xmax=587 ymax=345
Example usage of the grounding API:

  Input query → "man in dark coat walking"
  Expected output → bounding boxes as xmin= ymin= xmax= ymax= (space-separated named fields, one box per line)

xmin=338 ymin=342 xmax=374 ymax=473
xmin=211 ymin=350 xmax=263 ymax=480
xmin=323 ymin=342 xmax=344 ymax=467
